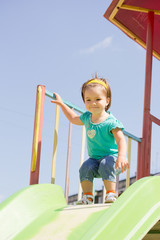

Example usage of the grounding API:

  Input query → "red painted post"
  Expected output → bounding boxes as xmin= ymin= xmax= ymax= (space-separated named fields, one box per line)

xmin=139 ymin=12 xmax=154 ymax=178
xmin=137 ymin=139 xmax=144 ymax=180
xmin=30 ymin=85 xmax=45 ymax=185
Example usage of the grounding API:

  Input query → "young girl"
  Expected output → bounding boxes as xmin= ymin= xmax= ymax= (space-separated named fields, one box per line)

xmin=51 ymin=76 xmax=129 ymax=204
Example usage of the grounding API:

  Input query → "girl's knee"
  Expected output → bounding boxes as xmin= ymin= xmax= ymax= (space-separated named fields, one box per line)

xmin=79 ymin=158 xmax=99 ymax=182
xmin=98 ymin=156 xmax=116 ymax=181
xmin=79 ymin=162 xmax=94 ymax=176
xmin=79 ymin=161 xmax=89 ymax=174
xmin=100 ymin=156 xmax=116 ymax=169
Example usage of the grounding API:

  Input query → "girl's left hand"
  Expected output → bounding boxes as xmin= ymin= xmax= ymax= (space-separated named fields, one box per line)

xmin=115 ymin=156 xmax=129 ymax=173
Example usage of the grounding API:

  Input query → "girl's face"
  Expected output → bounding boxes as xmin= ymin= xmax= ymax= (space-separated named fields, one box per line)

xmin=84 ymin=86 xmax=110 ymax=115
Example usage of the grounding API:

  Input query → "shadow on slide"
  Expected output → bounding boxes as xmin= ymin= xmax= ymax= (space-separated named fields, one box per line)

xmin=0 ymin=176 xmax=160 ymax=240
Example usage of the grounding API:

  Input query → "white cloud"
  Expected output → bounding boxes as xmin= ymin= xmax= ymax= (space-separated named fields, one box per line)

xmin=80 ymin=36 xmax=112 ymax=54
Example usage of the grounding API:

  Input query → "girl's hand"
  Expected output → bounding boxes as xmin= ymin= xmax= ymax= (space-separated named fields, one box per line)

xmin=112 ymin=128 xmax=129 ymax=173
xmin=51 ymin=93 xmax=63 ymax=106
xmin=51 ymin=92 xmax=83 ymax=125
xmin=115 ymin=156 xmax=129 ymax=173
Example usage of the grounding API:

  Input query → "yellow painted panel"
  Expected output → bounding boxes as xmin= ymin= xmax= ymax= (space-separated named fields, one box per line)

xmin=31 ymin=86 xmax=42 ymax=172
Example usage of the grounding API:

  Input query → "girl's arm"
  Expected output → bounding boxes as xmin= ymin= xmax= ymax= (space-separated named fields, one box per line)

xmin=112 ymin=128 xmax=129 ymax=173
xmin=51 ymin=93 xmax=84 ymax=126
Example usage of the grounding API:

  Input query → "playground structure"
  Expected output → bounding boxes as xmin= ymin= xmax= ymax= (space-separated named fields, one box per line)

xmin=104 ymin=0 xmax=160 ymax=179
xmin=0 ymin=0 xmax=160 ymax=239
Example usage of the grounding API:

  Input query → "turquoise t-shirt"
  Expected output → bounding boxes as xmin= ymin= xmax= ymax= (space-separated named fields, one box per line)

xmin=80 ymin=111 xmax=124 ymax=159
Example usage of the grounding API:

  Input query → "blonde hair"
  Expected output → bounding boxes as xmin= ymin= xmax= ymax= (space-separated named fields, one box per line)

xmin=81 ymin=75 xmax=111 ymax=111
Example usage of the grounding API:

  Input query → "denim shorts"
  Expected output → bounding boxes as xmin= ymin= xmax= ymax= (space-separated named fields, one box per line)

xmin=79 ymin=155 xmax=117 ymax=183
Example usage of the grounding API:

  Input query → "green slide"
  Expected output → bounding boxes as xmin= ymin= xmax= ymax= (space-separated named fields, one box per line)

xmin=0 ymin=176 xmax=160 ymax=240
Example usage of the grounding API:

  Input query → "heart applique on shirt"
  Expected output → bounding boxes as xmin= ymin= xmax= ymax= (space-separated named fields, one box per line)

xmin=87 ymin=129 xmax=96 ymax=139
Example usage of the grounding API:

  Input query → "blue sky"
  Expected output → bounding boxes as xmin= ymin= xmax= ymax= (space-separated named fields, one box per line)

xmin=0 ymin=0 xmax=160 ymax=202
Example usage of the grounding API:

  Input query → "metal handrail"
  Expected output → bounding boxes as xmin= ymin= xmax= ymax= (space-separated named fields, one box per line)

xmin=45 ymin=89 xmax=141 ymax=142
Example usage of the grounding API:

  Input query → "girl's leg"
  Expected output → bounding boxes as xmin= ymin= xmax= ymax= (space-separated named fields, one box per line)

xmin=79 ymin=158 xmax=99 ymax=193
xmin=98 ymin=156 xmax=117 ymax=203
xmin=98 ymin=155 xmax=116 ymax=188
xmin=77 ymin=158 xmax=99 ymax=204
xmin=81 ymin=180 xmax=93 ymax=194
xmin=103 ymin=180 xmax=116 ymax=192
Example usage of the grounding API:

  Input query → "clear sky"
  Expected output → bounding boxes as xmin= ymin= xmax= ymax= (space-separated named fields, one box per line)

xmin=0 ymin=0 xmax=160 ymax=202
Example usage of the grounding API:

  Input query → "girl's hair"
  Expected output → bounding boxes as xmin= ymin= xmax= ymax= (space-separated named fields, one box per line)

xmin=81 ymin=74 xmax=111 ymax=111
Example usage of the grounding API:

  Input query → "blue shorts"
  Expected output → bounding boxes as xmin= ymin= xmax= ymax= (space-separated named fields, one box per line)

xmin=79 ymin=155 xmax=117 ymax=183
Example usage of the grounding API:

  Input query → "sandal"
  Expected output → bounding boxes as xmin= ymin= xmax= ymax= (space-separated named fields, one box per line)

xmin=76 ymin=194 xmax=93 ymax=205
xmin=105 ymin=192 xmax=117 ymax=203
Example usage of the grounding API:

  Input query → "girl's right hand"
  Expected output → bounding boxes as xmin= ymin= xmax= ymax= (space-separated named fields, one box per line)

xmin=51 ymin=93 xmax=63 ymax=106
xmin=51 ymin=92 xmax=83 ymax=126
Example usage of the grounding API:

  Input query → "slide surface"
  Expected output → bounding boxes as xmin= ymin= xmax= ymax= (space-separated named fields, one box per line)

xmin=0 ymin=176 xmax=160 ymax=240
